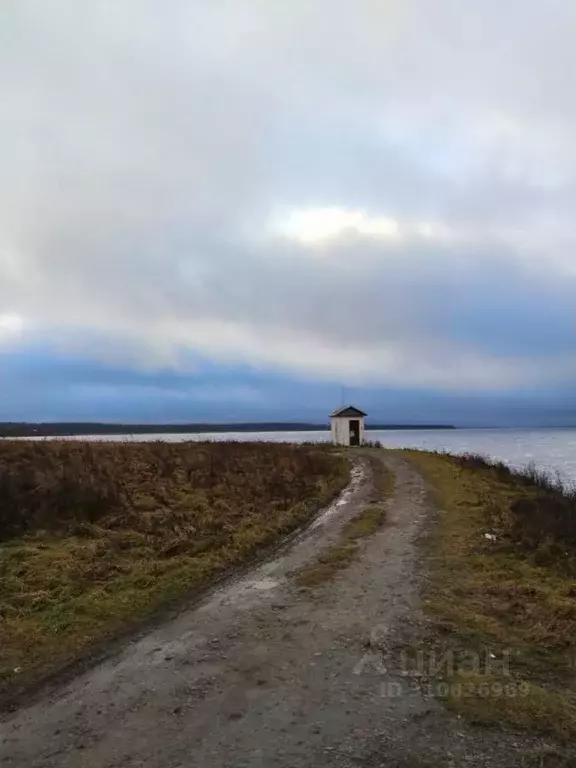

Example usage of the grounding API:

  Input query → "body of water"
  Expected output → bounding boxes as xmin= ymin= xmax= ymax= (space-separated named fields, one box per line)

xmin=48 ymin=428 xmax=576 ymax=484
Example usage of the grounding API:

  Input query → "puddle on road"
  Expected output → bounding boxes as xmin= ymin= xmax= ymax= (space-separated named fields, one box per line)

xmin=310 ymin=461 xmax=367 ymax=530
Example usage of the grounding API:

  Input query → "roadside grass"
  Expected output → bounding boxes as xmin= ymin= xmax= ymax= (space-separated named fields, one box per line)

xmin=294 ymin=450 xmax=393 ymax=589
xmin=403 ymin=450 xmax=576 ymax=741
xmin=368 ymin=449 xmax=396 ymax=502
xmin=294 ymin=542 xmax=360 ymax=587
xmin=342 ymin=505 xmax=386 ymax=540
xmin=0 ymin=440 xmax=349 ymax=699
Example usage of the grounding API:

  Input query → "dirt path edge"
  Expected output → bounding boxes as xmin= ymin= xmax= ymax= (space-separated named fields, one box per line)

xmin=0 ymin=456 xmax=363 ymax=715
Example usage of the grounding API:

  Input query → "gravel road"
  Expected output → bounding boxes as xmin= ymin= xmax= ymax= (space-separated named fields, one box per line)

xmin=0 ymin=453 xmax=571 ymax=767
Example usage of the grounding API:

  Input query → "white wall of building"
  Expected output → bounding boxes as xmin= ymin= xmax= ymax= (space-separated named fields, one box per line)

xmin=330 ymin=416 xmax=365 ymax=446
xmin=331 ymin=417 xmax=347 ymax=445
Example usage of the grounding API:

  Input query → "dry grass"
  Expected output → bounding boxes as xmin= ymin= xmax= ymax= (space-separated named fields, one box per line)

xmin=294 ymin=451 xmax=393 ymax=588
xmin=294 ymin=542 xmax=360 ymax=587
xmin=294 ymin=506 xmax=387 ymax=588
xmin=0 ymin=439 xmax=348 ymax=697
xmin=367 ymin=449 xmax=396 ymax=501
xmin=404 ymin=450 xmax=576 ymax=740
xmin=342 ymin=505 xmax=386 ymax=540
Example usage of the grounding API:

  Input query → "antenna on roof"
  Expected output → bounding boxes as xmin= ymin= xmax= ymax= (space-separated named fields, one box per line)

xmin=341 ymin=386 xmax=346 ymax=406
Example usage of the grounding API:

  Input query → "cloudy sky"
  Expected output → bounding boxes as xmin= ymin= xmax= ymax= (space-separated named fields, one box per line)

xmin=1 ymin=1 xmax=575 ymax=425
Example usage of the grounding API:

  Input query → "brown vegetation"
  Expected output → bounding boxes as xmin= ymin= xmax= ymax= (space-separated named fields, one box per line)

xmin=452 ymin=453 xmax=576 ymax=571
xmin=0 ymin=439 xmax=348 ymax=697
xmin=404 ymin=450 xmax=576 ymax=741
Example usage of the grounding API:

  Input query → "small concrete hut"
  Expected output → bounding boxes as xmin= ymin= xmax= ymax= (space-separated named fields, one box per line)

xmin=330 ymin=405 xmax=367 ymax=447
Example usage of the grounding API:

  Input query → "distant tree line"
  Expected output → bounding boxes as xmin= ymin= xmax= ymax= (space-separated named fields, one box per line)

xmin=0 ymin=422 xmax=456 ymax=438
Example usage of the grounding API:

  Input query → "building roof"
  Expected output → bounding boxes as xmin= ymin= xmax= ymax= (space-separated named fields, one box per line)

xmin=330 ymin=405 xmax=367 ymax=418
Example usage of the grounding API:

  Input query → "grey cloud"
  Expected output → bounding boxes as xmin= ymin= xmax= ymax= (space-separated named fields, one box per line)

xmin=1 ymin=1 xmax=576 ymax=392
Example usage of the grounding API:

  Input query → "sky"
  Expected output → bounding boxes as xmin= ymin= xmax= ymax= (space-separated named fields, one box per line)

xmin=1 ymin=1 xmax=576 ymax=426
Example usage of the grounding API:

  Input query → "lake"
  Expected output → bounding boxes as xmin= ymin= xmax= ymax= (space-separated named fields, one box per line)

xmin=52 ymin=428 xmax=576 ymax=484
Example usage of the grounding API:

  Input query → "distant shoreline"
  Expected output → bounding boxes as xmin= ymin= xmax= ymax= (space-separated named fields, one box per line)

xmin=0 ymin=422 xmax=457 ymax=438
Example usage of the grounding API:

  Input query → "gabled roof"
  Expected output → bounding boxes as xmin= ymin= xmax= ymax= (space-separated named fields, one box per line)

xmin=330 ymin=405 xmax=367 ymax=418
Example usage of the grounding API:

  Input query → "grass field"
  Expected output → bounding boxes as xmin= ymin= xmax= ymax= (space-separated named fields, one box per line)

xmin=405 ymin=450 xmax=576 ymax=741
xmin=0 ymin=440 xmax=348 ymax=698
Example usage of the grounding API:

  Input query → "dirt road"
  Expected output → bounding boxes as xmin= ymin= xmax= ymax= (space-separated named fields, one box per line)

xmin=0 ymin=454 xmax=566 ymax=767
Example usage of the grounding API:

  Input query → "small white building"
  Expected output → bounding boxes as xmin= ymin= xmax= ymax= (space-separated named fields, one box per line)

xmin=330 ymin=405 xmax=367 ymax=447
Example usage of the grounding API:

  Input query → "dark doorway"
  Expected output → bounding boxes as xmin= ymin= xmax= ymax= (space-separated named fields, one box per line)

xmin=349 ymin=420 xmax=360 ymax=446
